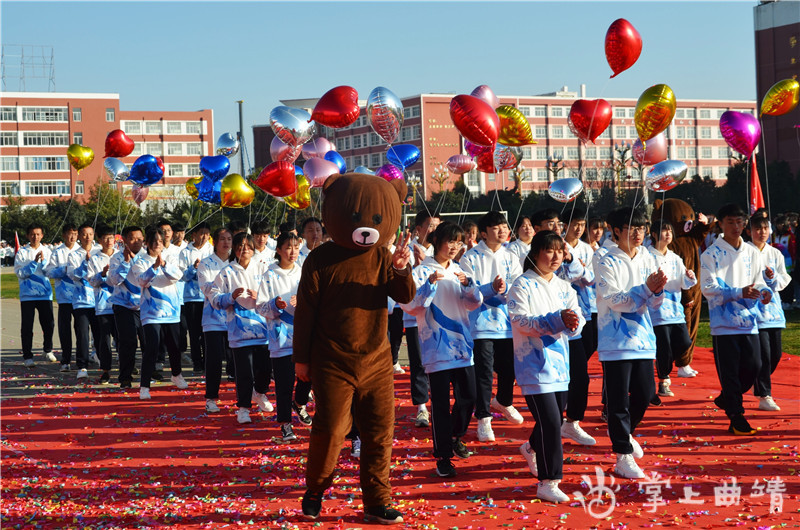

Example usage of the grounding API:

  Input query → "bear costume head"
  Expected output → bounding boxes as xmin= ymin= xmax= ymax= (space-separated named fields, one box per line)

xmin=652 ymin=198 xmax=699 ymax=236
xmin=322 ymin=173 xmax=407 ymax=250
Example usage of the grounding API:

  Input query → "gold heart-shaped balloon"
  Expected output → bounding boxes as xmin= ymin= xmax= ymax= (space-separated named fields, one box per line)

xmin=220 ymin=173 xmax=254 ymax=208
xmin=66 ymin=144 xmax=95 ymax=173
xmin=284 ymin=174 xmax=311 ymax=210
xmin=185 ymin=176 xmax=203 ymax=200
xmin=496 ymin=105 xmax=535 ymax=146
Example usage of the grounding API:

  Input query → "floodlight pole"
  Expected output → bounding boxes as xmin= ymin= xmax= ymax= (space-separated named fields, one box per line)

xmin=237 ymin=100 xmax=245 ymax=176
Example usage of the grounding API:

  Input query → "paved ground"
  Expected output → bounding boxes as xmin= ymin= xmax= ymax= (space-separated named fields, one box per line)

xmin=0 ymin=297 xmax=409 ymax=399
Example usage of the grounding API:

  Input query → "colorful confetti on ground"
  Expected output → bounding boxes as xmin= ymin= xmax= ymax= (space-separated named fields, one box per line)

xmin=1 ymin=348 xmax=798 ymax=529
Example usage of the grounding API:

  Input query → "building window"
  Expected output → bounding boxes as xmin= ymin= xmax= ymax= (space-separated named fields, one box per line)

xmin=186 ymin=121 xmax=201 ymax=134
xmin=168 ymin=165 xmax=184 ymax=177
xmin=615 ymin=126 xmax=627 ymax=138
xmin=123 ymin=121 xmax=142 ymax=134
xmin=167 ymin=122 xmax=182 ymax=134
xmin=105 ymin=108 xmax=115 ymax=122
xmin=21 ymin=107 xmax=68 ymax=122
xmin=629 ymin=126 xmax=637 ymax=139
xmin=599 ymin=147 xmax=612 ymax=159
xmin=567 ymin=147 xmax=579 ymax=159
xmin=370 ymin=153 xmax=381 ymax=167
xmin=519 ymin=106 xmax=531 ymax=117
xmin=131 ymin=144 xmax=143 ymax=156
xmin=586 ymin=168 xmax=598 ymax=180
xmin=700 ymin=126 xmax=712 ymax=139
xmin=24 ymin=180 xmax=70 ymax=196
xmin=369 ymin=133 xmax=381 ymax=146
xmin=568 ymin=168 xmax=580 ymax=178
xmin=186 ymin=143 xmax=202 ymax=156
xmin=353 ymin=135 xmax=362 ymax=149
xmin=535 ymin=125 xmax=547 ymax=138
xmin=584 ymin=147 xmax=597 ymax=159
xmin=23 ymin=131 xmax=70 ymax=146
xmin=147 ymin=143 xmax=163 ymax=156
xmin=1 ymin=157 xmax=20 ymax=171
xmin=598 ymin=128 xmax=611 ymax=139
xmin=717 ymin=109 xmax=727 ymax=119
xmin=552 ymin=147 xmax=564 ymax=158
xmin=402 ymin=105 xmax=420 ymax=119
xmin=533 ymin=106 xmax=546 ymax=117
xmin=75 ymin=180 xmax=84 ymax=195
xmin=677 ymin=147 xmax=686 ymax=159
xmin=1 ymin=182 xmax=20 ymax=195
xmin=685 ymin=108 xmax=696 ymax=119
xmin=701 ymin=147 xmax=712 ymax=159
xmin=686 ymin=127 xmax=696 ymax=139
xmin=551 ymin=126 xmax=564 ymax=138
xmin=536 ymin=147 xmax=547 ymax=160
xmin=676 ymin=127 xmax=685 ymax=139
xmin=1 ymin=107 xmax=17 ymax=121
xmin=72 ymin=108 xmax=82 ymax=122
xmin=614 ymin=108 xmax=626 ymax=118
xmin=145 ymin=121 xmax=161 ymax=134
xmin=701 ymin=166 xmax=713 ymax=177
xmin=168 ymin=143 xmax=183 ymax=156
xmin=73 ymin=133 xmax=83 ymax=145
xmin=687 ymin=147 xmax=696 ymax=159
xmin=522 ymin=147 xmax=532 ymax=160
xmin=537 ymin=168 xmax=549 ymax=181
xmin=550 ymin=107 xmax=563 ymax=117
xmin=25 ymin=156 xmax=69 ymax=171
xmin=718 ymin=147 xmax=729 ymax=158
xmin=0 ymin=132 xmax=17 ymax=146
xmin=700 ymin=109 xmax=711 ymax=119
xmin=186 ymin=164 xmax=200 ymax=176
xmin=336 ymin=136 xmax=351 ymax=150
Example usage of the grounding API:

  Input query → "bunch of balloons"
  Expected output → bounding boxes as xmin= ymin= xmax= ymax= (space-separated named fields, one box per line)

xmin=186 ymin=133 xmax=253 ymax=208
xmin=100 ymin=128 xmax=166 ymax=206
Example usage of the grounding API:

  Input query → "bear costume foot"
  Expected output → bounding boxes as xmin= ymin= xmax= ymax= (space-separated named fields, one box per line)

xmin=301 ymin=490 xmax=323 ymax=519
xmin=364 ymin=505 xmax=404 ymax=525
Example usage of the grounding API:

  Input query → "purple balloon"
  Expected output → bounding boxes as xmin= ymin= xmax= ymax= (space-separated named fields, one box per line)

xmin=270 ymin=136 xmax=301 ymax=163
xmin=464 ymin=139 xmax=491 ymax=158
xmin=446 ymin=154 xmax=477 ymax=174
xmin=376 ymin=163 xmax=403 ymax=182
xmin=719 ymin=111 xmax=761 ymax=158
xmin=470 ymin=85 xmax=500 ymax=109
xmin=304 ymin=157 xmax=340 ymax=188
xmin=302 ymin=137 xmax=336 ymax=160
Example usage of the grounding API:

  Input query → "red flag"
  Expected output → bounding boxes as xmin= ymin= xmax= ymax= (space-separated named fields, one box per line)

xmin=14 ymin=231 xmax=20 ymax=254
xmin=749 ymin=158 xmax=765 ymax=215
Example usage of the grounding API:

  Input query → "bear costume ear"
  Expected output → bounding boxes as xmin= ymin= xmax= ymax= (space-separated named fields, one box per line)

xmin=322 ymin=173 xmax=343 ymax=193
xmin=653 ymin=198 xmax=663 ymax=210
xmin=389 ymin=178 xmax=408 ymax=203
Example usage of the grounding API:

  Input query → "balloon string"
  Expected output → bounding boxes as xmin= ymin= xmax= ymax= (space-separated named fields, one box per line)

xmin=745 ymin=157 xmax=751 ymax=215
xmin=50 ymin=197 xmax=75 ymax=243
xmin=659 ymin=190 xmax=666 ymax=236
xmin=113 ymin=193 xmax=122 ymax=236
xmin=93 ymin=184 xmax=110 ymax=230
xmin=511 ymin=190 xmax=529 ymax=240
xmin=183 ymin=207 xmax=220 ymax=235
xmin=758 ymin=117 xmax=772 ymax=220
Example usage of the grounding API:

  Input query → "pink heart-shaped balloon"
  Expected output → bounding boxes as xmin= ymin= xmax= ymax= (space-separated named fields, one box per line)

xmin=719 ymin=111 xmax=761 ymax=158
xmin=304 ymin=158 xmax=341 ymax=188
xmin=270 ymin=136 xmax=302 ymax=164
xmin=302 ymin=137 xmax=336 ymax=161
xmin=376 ymin=163 xmax=403 ymax=182
xmin=632 ymin=133 xmax=668 ymax=166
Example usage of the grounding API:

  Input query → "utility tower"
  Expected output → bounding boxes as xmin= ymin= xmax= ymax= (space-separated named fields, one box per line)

xmin=1 ymin=44 xmax=56 ymax=92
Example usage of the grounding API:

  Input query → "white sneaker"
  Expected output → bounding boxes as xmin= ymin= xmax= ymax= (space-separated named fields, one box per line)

xmin=657 ymin=379 xmax=675 ymax=397
xmin=630 ymin=435 xmax=644 ymax=459
xmin=139 ymin=387 xmax=151 ymax=400
xmin=45 ymin=351 xmax=58 ymax=363
xmin=253 ymin=391 xmax=274 ymax=412
xmin=170 ymin=374 xmax=189 ymax=389
xmin=351 ymin=436 xmax=362 ymax=458
xmin=155 ymin=362 xmax=164 ymax=371
xmin=490 ymin=397 xmax=524 ymax=425
xmin=60 ymin=364 xmax=70 ymax=372
xmin=236 ymin=407 xmax=252 ymax=424
xmin=76 ymin=368 xmax=89 ymax=380
xmin=393 ymin=362 xmax=405 ymax=374
xmin=415 ymin=408 xmax=430 ymax=428
xmin=537 ymin=480 xmax=569 ymax=503
xmin=562 ymin=420 xmax=597 ymax=445
xmin=89 ymin=353 xmax=100 ymax=366
xmin=758 ymin=396 xmax=781 ymax=411
xmin=677 ymin=366 xmax=697 ymax=378
xmin=519 ymin=441 xmax=538 ymax=477
xmin=205 ymin=399 xmax=220 ymax=413
xmin=477 ymin=417 xmax=495 ymax=442
xmin=23 ymin=358 xmax=35 ymax=368
xmin=615 ymin=453 xmax=645 ymax=479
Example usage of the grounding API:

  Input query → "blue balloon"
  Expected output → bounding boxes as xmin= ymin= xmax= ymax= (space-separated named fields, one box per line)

xmin=128 ymin=155 xmax=164 ymax=186
xmin=294 ymin=165 xmax=304 ymax=176
xmin=352 ymin=165 xmax=375 ymax=175
xmin=199 ymin=155 xmax=230 ymax=182
xmin=196 ymin=177 xmax=221 ymax=204
xmin=386 ymin=144 xmax=420 ymax=169
xmin=324 ymin=150 xmax=347 ymax=174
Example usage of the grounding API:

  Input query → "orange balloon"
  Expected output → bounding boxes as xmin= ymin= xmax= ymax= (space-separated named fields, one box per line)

xmin=635 ymin=84 xmax=676 ymax=143
xmin=760 ymin=79 xmax=799 ymax=117
xmin=496 ymin=105 xmax=536 ymax=146
xmin=284 ymin=174 xmax=311 ymax=210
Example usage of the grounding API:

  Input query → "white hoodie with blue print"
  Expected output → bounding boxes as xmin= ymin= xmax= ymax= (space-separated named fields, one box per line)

xmin=67 ymin=247 xmax=97 ymax=310
xmin=557 ymin=238 xmax=595 ymax=326
xmin=401 ymin=257 xmax=483 ymax=374
xmin=211 ymin=259 xmax=269 ymax=349
xmin=14 ymin=244 xmax=53 ymax=301
xmin=128 ymin=254 xmax=183 ymax=325
xmin=508 ymin=269 xmax=585 ymax=395
xmin=700 ymin=237 xmax=770 ymax=336
xmin=257 ymin=262 xmax=301 ymax=358
xmin=44 ymin=242 xmax=77 ymax=304
xmin=596 ymin=245 xmax=664 ymax=361
xmin=179 ymin=241 xmax=214 ymax=302
xmin=87 ymin=250 xmax=115 ymax=316
xmin=107 ymin=249 xmax=145 ymax=310
xmin=197 ymin=252 xmax=230 ymax=332
xmin=647 ymin=246 xmax=697 ymax=326
xmin=459 ymin=240 xmax=522 ymax=340
xmin=748 ymin=241 xmax=790 ymax=329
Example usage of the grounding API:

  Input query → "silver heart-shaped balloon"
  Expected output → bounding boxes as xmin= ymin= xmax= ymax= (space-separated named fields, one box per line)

xmin=269 ymin=106 xmax=317 ymax=148
xmin=216 ymin=132 xmax=240 ymax=158
xmin=548 ymin=177 xmax=583 ymax=203
xmin=646 ymin=160 xmax=688 ymax=192
xmin=104 ymin=157 xmax=130 ymax=182
xmin=367 ymin=87 xmax=404 ymax=145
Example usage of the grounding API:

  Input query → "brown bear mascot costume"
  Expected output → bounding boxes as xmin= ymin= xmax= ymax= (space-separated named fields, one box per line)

xmin=293 ymin=172 xmax=414 ymax=524
xmin=651 ymin=198 xmax=710 ymax=375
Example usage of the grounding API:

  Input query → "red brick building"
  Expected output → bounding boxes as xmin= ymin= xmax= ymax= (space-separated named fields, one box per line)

xmin=253 ymin=90 xmax=755 ymax=200
xmin=0 ymin=91 xmax=212 ymax=207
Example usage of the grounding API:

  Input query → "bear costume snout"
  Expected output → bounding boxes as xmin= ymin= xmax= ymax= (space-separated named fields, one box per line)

xmin=353 ymin=227 xmax=380 ymax=247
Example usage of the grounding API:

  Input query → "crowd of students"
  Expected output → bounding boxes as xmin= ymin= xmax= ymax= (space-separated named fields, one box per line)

xmin=13 ymin=202 xmax=792 ymax=504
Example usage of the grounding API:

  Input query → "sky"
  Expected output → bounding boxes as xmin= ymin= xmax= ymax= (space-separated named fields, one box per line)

xmin=1 ymin=1 xmax=759 ymax=171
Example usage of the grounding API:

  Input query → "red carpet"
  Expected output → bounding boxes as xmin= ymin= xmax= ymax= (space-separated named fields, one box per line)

xmin=1 ymin=347 xmax=798 ymax=529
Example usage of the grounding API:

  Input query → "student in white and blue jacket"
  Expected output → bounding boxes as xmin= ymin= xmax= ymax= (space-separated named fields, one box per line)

xmin=459 ymin=211 xmax=524 ymax=443
xmin=107 ymin=226 xmax=146 ymax=388
xmin=401 ymin=222 xmax=483 ymax=479
xmin=212 ymin=232 xmax=272 ymax=425
xmin=197 ymin=227 xmax=233 ymax=413
xmin=508 ymin=230 xmax=585 ymax=503
xmin=701 ymin=204 xmax=772 ymax=436
xmin=597 ymin=207 xmax=667 ymax=480
xmin=647 ymin=220 xmax=697 ymax=399
xmin=44 ymin=224 xmax=78 ymax=367
xmin=67 ymin=223 xmax=100 ymax=381
xmin=746 ymin=214 xmax=789 ymax=412
xmin=15 ymin=223 xmax=55 ymax=367
xmin=178 ymin=223 xmax=213 ymax=373
xmin=257 ymin=231 xmax=312 ymax=442
xmin=128 ymin=226 xmax=190 ymax=399
xmin=87 ymin=225 xmax=117 ymax=385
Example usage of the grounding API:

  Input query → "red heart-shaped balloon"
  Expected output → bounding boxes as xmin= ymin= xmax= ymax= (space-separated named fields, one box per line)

xmin=253 ymin=161 xmax=297 ymax=197
xmin=104 ymin=129 xmax=135 ymax=158
xmin=450 ymin=95 xmax=500 ymax=147
xmin=311 ymin=86 xmax=360 ymax=129
xmin=605 ymin=18 xmax=642 ymax=78
xmin=155 ymin=157 xmax=165 ymax=174
xmin=568 ymin=99 xmax=612 ymax=144
xmin=475 ymin=149 xmax=497 ymax=174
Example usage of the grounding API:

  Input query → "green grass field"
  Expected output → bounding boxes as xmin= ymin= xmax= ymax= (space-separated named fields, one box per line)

xmin=1 ymin=271 xmax=798 ymax=354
